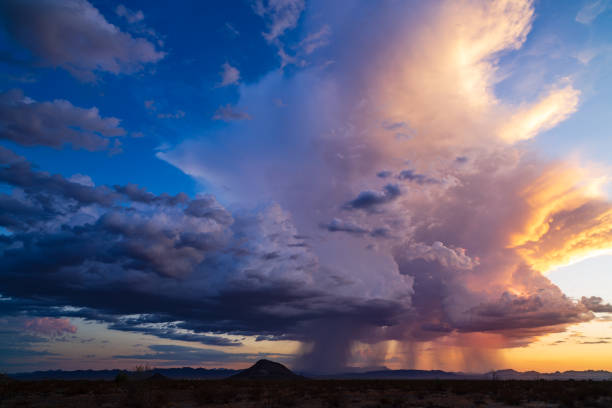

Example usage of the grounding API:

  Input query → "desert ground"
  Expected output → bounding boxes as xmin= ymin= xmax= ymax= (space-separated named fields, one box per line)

xmin=2 ymin=378 xmax=612 ymax=408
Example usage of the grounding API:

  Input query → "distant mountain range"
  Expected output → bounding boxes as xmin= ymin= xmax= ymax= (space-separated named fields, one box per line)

xmin=9 ymin=367 xmax=240 ymax=381
xmin=317 ymin=368 xmax=612 ymax=381
xmin=483 ymin=369 xmax=612 ymax=381
xmin=315 ymin=369 xmax=463 ymax=380
xmin=7 ymin=364 xmax=612 ymax=381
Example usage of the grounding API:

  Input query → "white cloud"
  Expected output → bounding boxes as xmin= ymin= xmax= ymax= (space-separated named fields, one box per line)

xmin=299 ymin=25 xmax=331 ymax=55
xmin=498 ymin=83 xmax=580 ymax=142
xmin=157 ymin=110 xmax=186 ymax=119
xmin=253 ymin=0 xmax=305 ymax=43
xmin=225 ymin=22 xmax=240 ymax=37
xmin=576 ymin=0 xmax=609 ymax=24
xmin=115 ymin=4 xmax=144 ymax=24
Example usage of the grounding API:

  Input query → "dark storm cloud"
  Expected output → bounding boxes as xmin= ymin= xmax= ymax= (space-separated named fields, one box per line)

xmin=0 ymin=152 xmax=410 ymax=353
xmin=185 ymin=196 xmax=234 ymax=224
xmin=113 ymin=183 xmax=190 ymax=207
xmin=0 ymin=0 xmax=165 ymax=81
xmin=113 ymin=344 xmax=287 ymax=365
xmin=107 ymin=321 xmax=241 ymax=347
xmin=0 ymin=89 xmax=125 ymax=151
xmin=581 ymin=296 xmax=612 ymax=313
xmin=343 ymin=184 xmax=401 ymax=210
xmin=397 ymin=169 xmax=438 ymax=185
xmin=464 ymin=290 xmax=592 ymax=333
xmin=0 ymin=159 xmax=117 ymax=207
xmin=322 ymin=218 xmax=391 ymax=239
xmin=0 ymin=146 xmax=26 ymax=164
xmin=322 ymin=218 xmax=368 ymax=234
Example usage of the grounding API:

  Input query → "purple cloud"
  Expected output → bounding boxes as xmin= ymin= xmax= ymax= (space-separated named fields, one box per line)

xmin=0 ymin=89 xmax=125 ymax=151
xmin=0 ymin=0 xmax=165 ymax=81
xmin=213 ymin=104 xmax=252 ymax=121
xmin=219 ymin=62 xmax=240 ymax=87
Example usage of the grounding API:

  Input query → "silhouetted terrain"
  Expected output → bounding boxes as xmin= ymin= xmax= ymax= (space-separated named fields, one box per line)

xmin=485 ymin=369 xmax=612 ymax=381
xmin=321 ymin=369 xmax=463 ymax=380
xmin=2 ymin=378 xmax=612 ymax=407
xmin=5 ymin=361 xmax=612 ymax=407
xmin=231 ymin=359 xmax=303 ymax=380
xmin=8 ymin=367 xmax=240 ymax=381
xmin=8 ymin=366 xmax=612 ymax=381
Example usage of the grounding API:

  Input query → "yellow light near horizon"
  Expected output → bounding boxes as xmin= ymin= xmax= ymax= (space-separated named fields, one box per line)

xmin=502 ymin=320 xmax=612 ymax=372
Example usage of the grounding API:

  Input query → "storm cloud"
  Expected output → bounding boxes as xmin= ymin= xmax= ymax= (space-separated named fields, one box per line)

xmin=0 ymin=149 xmax=412 ymax=364
xmin=3 ymin=0 xmax=612 ymax=374
xmin=343 ymin=184 xmax=401 ymax=211
xmin=0 ymin=89 xmax=125 ymax=151
xmin=0 ymin=0 xmax=165 ymax=81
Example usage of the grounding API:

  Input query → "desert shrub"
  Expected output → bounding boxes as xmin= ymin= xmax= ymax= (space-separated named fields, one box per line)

xmin=115 ymin=371 xmax=129 ymax=383
xmin=134 ymin=364 xmax=154 ymax=373
xmin=192 ymin=388 xmax=212 ymax=405
xmin=121 ymin=383 xmax=155 ymax=408
xmin=62 ymin=381 xmax=91 ymax=396
xmin=275 ymin=393 xmax=298 ymax=407
xmin=248 ymin=384 xmax=263 ymax=401
xmin=380 ymin=396 xmax=392 ymax=405
xmin=323 ymin=392 xmax=347 ymax=408
xmin=153 ymin=391 xmax=169 ymax=407
xmin=192 ymin=383 xmax=236 ymax=405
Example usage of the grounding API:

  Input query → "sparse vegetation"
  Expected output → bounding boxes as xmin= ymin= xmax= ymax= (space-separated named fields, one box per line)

xmin=115 ymin=371 xmax=129 ymax=383
xmin=1 ymin=379 xmax=612 ymax=407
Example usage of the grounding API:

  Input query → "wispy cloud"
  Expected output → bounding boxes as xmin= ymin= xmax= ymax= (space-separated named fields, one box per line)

xmin=576 ymin=0 xmax=609 ymax=24
xmin=253 ymin=0 xmax=305 ymax=43
xmin=299 ymin=25 xmax=331 ymax=55
xmin=213 ymin=104 xmax=251 ymax=121
xmin=115 ymin=4 xmax=144 ymax=23
xmin=225 ymin=22 xmax=240 ymax=37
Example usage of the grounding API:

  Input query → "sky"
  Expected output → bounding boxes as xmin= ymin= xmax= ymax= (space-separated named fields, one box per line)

xmin=1 ymin=0 xmax=612 ymax=374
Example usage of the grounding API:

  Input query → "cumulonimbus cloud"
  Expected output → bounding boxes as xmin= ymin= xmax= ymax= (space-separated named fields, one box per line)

xmin=156 ymin=0 xmax=612 ymax=371
xmin=0 ymin=149 xmax=412 ymax=360
xmin=3 ymin=0 xmax=612 ymax=373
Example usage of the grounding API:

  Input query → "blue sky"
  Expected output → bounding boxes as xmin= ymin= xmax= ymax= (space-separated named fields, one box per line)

xmin=1 ymin=0 xmax=612 ymax=373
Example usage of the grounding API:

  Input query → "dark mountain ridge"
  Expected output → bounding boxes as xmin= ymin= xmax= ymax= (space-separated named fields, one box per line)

xmin=319 ymin=369 xmax=462 ymax=380
xmin=7 ymin=364 xmax=612 ymax=381
xmin=8 ymin=367 xmax=239 ymax=381
xmin=230 ymin=359 xmax=303 ymax=380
